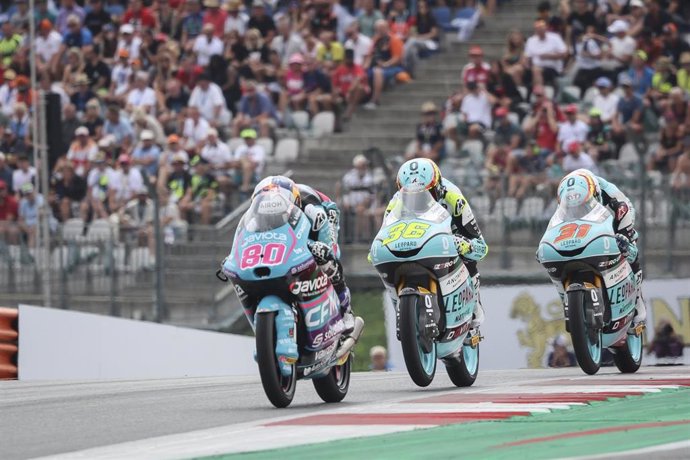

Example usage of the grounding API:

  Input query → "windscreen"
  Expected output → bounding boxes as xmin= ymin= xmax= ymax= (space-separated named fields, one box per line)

xmin=241 ymin=189 xmax=296 ymax=232
xmin=549 ymin=195 xmax=609 ymax=228
xmin=385 ymin=189 xmax=448 ymax=225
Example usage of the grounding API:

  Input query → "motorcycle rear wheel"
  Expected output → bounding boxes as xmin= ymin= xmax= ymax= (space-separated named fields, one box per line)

xmin=399 ymin=294 xmax=436 ymax=387
xmin=613 ymin=331 xmax=643 ymax=373
xmin=312 ymin=353 xmax=352 ymax=403
xmin=568 ymin=290 xmax=602 ymax=375
xmin=445 ymin=343 xmax=479 ymax=387
xmin=256 ymin=312 xmax=297 ymax=408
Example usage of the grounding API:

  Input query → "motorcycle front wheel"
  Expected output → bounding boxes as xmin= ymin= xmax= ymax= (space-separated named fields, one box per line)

xmin=568 ymin=290 xmax=602 ymax=375
xmin=399 ymin=294 xmax=437 ymax=387
xmin=256 ymin=312 xmax=297 ymax=408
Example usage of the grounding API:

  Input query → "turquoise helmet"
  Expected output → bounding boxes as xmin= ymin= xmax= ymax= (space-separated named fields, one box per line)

xmin=396 ymin=158 xmax=443 ymax=199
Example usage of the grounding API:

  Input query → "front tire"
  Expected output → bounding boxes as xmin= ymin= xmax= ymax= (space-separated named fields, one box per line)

xmin=312 ymin=353 xmax=352 ymax=403
xmin=399 ymin=294 xmax=437 ymax=387
xmin=445 ymin=343 xmax=479 ymax=387
xmin=568 ymin=290 xmax=602 ymax=375
xmin=613 ymin=331 xmax=643 ymax=373
xmin=255 ymin=312 xmax=296 ymax=408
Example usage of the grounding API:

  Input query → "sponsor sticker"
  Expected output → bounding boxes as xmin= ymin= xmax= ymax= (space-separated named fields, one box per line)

xmin=603 ymin=262 xmax=631 ymax=287
xmin=439 ymin=266 xmax=469 ymax=294
xmin=290 ymin=273 xmax=329 ymax=295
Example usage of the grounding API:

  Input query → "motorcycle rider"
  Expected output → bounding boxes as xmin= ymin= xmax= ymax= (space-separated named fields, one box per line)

xmin=252 ymin=176 xmax=355 ymax=332
xmin=557 ymin=168 xmax=646 ymax=327
xmin=385 ymin=158 xmax=488 ymax=328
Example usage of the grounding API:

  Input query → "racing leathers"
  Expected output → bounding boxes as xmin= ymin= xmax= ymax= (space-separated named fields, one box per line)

xmin=386 ymin=178 xmax=489 ymax=328
xmin=296 ymin=184 xmax=354 ymax=330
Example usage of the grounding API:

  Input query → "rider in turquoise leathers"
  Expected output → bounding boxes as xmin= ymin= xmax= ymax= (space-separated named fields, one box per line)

xmin=252 ymin=176 xmax=355 ymax=332
xmin=386 ymin=158 xmax=488 ymax=328
xmin=557 ymin=169 xmax=647 ymax=327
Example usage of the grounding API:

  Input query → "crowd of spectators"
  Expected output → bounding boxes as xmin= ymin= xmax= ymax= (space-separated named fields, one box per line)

xmin=0 ymin=0 xmax=448 ymax=255
xmin=402 ymin=0 xmax=690 ymax=210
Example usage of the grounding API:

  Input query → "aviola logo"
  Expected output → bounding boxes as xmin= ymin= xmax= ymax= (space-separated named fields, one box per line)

xmin=290 ymin=273 xmax=329 ymax=295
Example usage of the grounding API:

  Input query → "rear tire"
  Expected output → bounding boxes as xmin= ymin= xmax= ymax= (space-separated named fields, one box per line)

xmin=399 ymin=294 xmax=436 ymax=387
xmin=568 ymin=290 xmax=602 ymax=375
xmin=445 ymin=343 xmax=479 ymax=387
xmin=613 ymin=331 xmax=643 ymax=373
xmin=312 ymin=353 xmax=352 ymax=403
xmin=256 ymin=312 xmax=296 ymax=408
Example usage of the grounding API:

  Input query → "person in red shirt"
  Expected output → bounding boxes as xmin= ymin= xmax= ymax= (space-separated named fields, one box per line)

xmin=175 ymin=55 xmax=204 ymax=90
xmin=461 ymin=46 xmax=491 ymax=86
xmin=122 ymin=0 xmax=157 ymax=30
xmin=202 ymin=0 xmax=227 ymax=37
xmin=332 ymin=49 xmax=370 ymax=121
xmin=0 ymin=180 xmax=19 ymax=244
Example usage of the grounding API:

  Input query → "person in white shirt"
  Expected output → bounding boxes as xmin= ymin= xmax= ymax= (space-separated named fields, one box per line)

xmin=232 ymin=128 xmax=265 ymax=192
xmin=200 ymin=128 xmax=233 ymax=176
xmin=111 ymin=154 xmax=145 ymax=211
xmin=271 ymin=14 xmax=306 ymax=66
xmin=557 ymin=104 xmax=590 ymax=153
xmin=12 ymin=155 xmax=36 ymax=193
xmin=343 ymin=22 xmax=372 ymax=66
xmin=562 ymin=139 xmax=599 ymax=174
xmin=460 ymin=81 xmax=496 ymax=138
xmin=126 ymin=71 xmax=157 ymax=115
xmin=182 ymin=107 xmax=211 ymax=152
xmin=605 ymin=20 xmax=636 ymax=75
xmin=116 ymin=23 xmax=142 ymax=61
xmin=591 ymin=77 xmax=620 ymax=123
xmin=188 ymin=73 xmax=231 ymax=126
xmin=223 ymin=0 xmax=248 ymax=36
xmin=572 ymin=30 xmax=604 ymax=96
xmin=338 ymin=154 xmax=375 ymax=243
xmin=524 ymin=19 xmax=568 ymax=87
xmin=0 ymin=70 xmax=17 ymax=117
xmin=35 ymin=19 xmax=63 ymax=70
xmin=110 ymin=49 xmax=133 ymax=97
xmin=193 ymin=23 xmax=224 ymax=67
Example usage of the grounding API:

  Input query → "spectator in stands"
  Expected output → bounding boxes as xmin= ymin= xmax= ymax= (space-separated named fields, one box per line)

xmin=302 ymin=54 xmax=334 ymax=115
xmin=547 ymin=334 xmax=576 ymax=368
xmin=647 ymin=320 xmax=684 ymax=360
xmin=159 ymin=135 xmax=189 ymax=172
xmin=52 ymin=162 xmax=87 ymax=221
xmin=162 ymin=152 xmax=192 ymax=205
xmin=677 ymin=53 xmax=690 ymax=94
xmin=83 ymin=99 xmax=104 ymax=138
xmin=562 ymin=139 xmax=598 ymax=174
xmin=0 ymin=180 xmax=18 ymax=244
xmin=316 ymin=29 xmax=344 ymax=72
xmin=612 ymin=74 xmax=644 ymax=148
xmin=661 ymin=23 xmax=690 ymax=68
xmin=0 ymin=153 xmax=12 ymax=193
xmin=667 ymin=87 xmax=690 ymax=128
xmin=119 ymin=185 xmax=156 ymax=257
xmin=524 ymin=19 xmax=568 ymax=87
xmin=159 ymin=79 xmax=190 ymax=130
xmin=586 ymin=108 xmax=616 ymax=162
xmin=84 ymin=0 xmax=112 ymax=37
xmin=248 ymin=1 xmax=276 ymax=40
xmin=462 ymin=46 xmax=490 ymax=88
xmin=410 ymin=102 xmax=444 ymax=162
xmin=6 ymin=102 xmax=31 ymax=155
xmin=647 ymin=113 xmax=683 ymax=173
xmin=0 ymin=22 xmax=22 ymax=67
xmin=523 ymin=87 xmax=559 ymax=162
xmin=189 ymin=72 xmax=231 ymax=128
xmin=131 ymin=108 xmax=166 ymax=147
xmin=620 ymin=50 xmax=654 ymax=98
xmin=486 ymin=107 xmax=526 ymax=201
xmin=122 ymin=0 xmax=156 ymax=30
xmin=650 ymin=57 xmax=677 ymax=111
xmin=12 ymin=155 xmax=35 ymax=193
xmin=126 ymin=71 xmax=157 ymax=115
xmin=338 ymin=154 xmax=375 ymax=244
xmin=271 ymin=14 xmax=304 ymax=65
xmin=564 ymin=0 xmax=597 ymax=50
xmin=200 ymin=128 xmax=233 ymax=185
xmin=503 ymin=29 xmax=527 ymax=87
xmin=17 ymin=183 xmax=45 ymax=248
xmin=232 ymin=80 xmax=277 ymax=137
xmin=344 ymin=22 xmax=372 ymax=67
xmin=363 ymin=19 xmax=405 ymax=110
xmin=671 ymin=137 xmax=690 ymax=192
xmin=104 ymin=105 xmax=135 ymax=149
xmin=369 ymin=345 xmax=391 ymax=371
xmin=82 ymin=151 xmax=117 ymax=221
xmin=112 ymin=154 xmax=144 ymax=212
xmin=459 ymin=80 xmax=496 ymax=140
xmin=35 ymin=20 xmax=63 ymax=73
xmin=557 ymin=104 xmax=589 ymax=155
xmin=193 ymin=23 xmax=224 ymax=67
xmin=132 ymin=130 xmax=161 ymax=179
xmin=572 ymin=28 xmax=604 ymax=96
xmin=281 ymin=53 xmax=307 ymax=112
xmin=333 ymin=48 xmax=370 ymax=121
xmin=232 ymin=128 xmax=265 ymax=194
xmin=183 ymin=106 xmax=211 ymax=152
xmin=109 ymin=49 xmax=133 ymax=98
xmin=66 ymin=126 xmax=97 ymax=177
xmin=179 ymin=156 xmax=217 ymax=224
xmin=591 ymin=77 xmax=619 ymax=124
xmin=181 ymin=0 xmax=204 ymax=47
xmin=358 ymin=0 xmax=384 ymax=38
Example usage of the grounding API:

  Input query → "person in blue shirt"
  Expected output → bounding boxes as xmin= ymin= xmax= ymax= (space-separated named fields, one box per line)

xmin=62 ymin=15 xmax=93 ymax=48
xmin=18 ymin=182 xmax=43 ymax=247
xmin=131 ymin=129 xmax=161 ymax=179
xmin=232 ymin=80 xmax=278 ymax=138
xmin=618 ymin=50 xmax=654 ymax=97
xmin=103 ymin=104 xmax=135 ymax=147
xmin=612 ymin=74 xmax=644 ymax=152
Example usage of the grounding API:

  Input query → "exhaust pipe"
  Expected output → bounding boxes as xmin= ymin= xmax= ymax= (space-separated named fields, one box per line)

xmin=336 ymin=316 xmax=365 ymax=360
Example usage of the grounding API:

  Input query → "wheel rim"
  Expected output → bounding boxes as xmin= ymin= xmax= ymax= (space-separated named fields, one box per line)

xmin=462 ymin=344 xmax=478 ymax=375
xmin=334 ymin=358 xmax=350 ymax=391
xmin=279 ymin=364 xmax=295 ymax=393
xmin=587 ymin=330 xmax=602 ymax=364
xmin=627 ymin=333 xmax=642 ymax=362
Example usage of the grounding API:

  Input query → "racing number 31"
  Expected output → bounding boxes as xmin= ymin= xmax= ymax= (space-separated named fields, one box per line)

xmin=382 ymin=222 xmax=431 ymax=245
xmin=554 ymin=223 xmax=592 ymax=243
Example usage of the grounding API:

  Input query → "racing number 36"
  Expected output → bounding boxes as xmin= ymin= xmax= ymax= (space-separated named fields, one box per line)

xmin=554 ymin=223 xmax=592 ymax=243
xmin=382 ymin=222 xmax=430 ymax=245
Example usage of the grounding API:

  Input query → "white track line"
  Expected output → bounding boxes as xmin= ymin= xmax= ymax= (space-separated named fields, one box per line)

xmin=562 ymin=439 xmax=690 ymax=460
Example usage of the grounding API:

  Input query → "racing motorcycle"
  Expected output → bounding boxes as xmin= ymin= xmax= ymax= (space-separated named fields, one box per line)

xmin=537 ymin=195 xmax=643 ymax=375
xmin=370 ymin=188 xmax=480 ymax=387
xmin=217 ymin=189 xmax=364 ymax=407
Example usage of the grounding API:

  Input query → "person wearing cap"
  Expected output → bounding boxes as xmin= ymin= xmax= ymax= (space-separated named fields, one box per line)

xmin=132 ymin=129 xmax=162 ymax=178
xmin=363 ymin=20 xmax=405 ymax=110
xmin=411 ymin=101 xmax=444 ymax=162
xmin=337 ymin=154 xmax=375 ymax=243
xmin=35 ymin=19 xmax=63 ymax=69
xmin=200 ymin=127 xmax=232 ymax=179
xmin=53 ymin=161 xmax=87 ymax=221
xmin=591 ymin=77 xmax=619 ymax=124
xmin=332 ymin=48 xmax=370 ymax=121
xmin=524 ymin=19 xmax=567 ymax=87
xmin=247 ymin=0 xmax=276 ymax=41
xmin=17 ymin=182 xmax=47 ymax=248
xmin=232 ymin=128 xmax=265 ymax=193
xmin=585 ymin=108 xmax=615 ymax=162
xmin=280 ymin=53 xmax=307 ymax=112
xmin=461 ymin=46 xmax=490 ymax=87
xmin=159 ymin=134 xmax=189 ymax=172
xmin=605 ymin=19 xmax=635 ymax=76
xmin=547 ymin=334 xmax=576 ymax=368
xmin=126 ymin=71 xmax=157 ymax=116
xmin=67 ymin=126 xmax=98 ymax=177
xmin=556 ymin=104 xmax=589 ymax=155
xmin=232 ymin=80 xmax=278 ymax=138
xmin=0 ymin=179 xmax=19 ymax=244
xmin=192 ymin=22 xmax=223 ymax=67
xmin=161 ymin=151 xmax=192 ymax=204
xmin=618 ymin=50 xmax=654 ymax=97
xmin=189 ymin=72 xmax=230 ymax=126
xmin=561 ymin=139 xmax=598 ymax=174
xmin=676 ymin=52 xmax=690 ymax=94
xmin=116 ymin=23 xmax=143 ymax=62
xmin=660 ymin=22 xmax=690 ymax=68
xmin=83 ymin=150 xmax=118 ymax=220
xmin=122 ymin=0 xmax=156 ymax=29
xmin=179 ymin=155 xmax=218 ymax=225
xmin=224 ymin=0 xmax=248 ymax=36
xmin=118 ymin=183 xmax=155 ymax=251
xmin=111 ymin=154 xmax=145 ymax=212
xmin=110 ymin=48 xmax=134 ymax=97
xmin=104 ymin=105 xmax=135 ymax=148
xmin=612 ymin=73 xmax=644 ymax=147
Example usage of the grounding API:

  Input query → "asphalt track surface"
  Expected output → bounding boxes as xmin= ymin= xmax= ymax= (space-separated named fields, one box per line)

xmin=1 ymin=367 xmax=688 ymax=459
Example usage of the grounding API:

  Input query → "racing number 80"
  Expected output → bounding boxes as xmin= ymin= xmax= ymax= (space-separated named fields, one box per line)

xmin=382 ymin=222 xmax=431 ymax=245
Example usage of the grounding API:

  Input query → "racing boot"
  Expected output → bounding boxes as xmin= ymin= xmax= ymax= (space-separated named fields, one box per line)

xmin=469 ymin=273 xmax=484 ymax=329
xmin=632 ymin=269 xmax=647 ymax=327
xmin=338 ymin=286 xmax=355 ymax=334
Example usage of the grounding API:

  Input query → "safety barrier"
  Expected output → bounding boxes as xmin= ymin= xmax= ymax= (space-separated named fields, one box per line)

xmin=0 ymin=307 xmax=18 ymax=379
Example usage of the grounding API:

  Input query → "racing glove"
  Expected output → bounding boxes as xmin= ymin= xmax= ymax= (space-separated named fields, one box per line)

xmin=454 ymin=235 xmax=472 ymax=257
xmin=308 ymin=240 xmax=334 ymax=265
xmin=615 ymin=234 xmax=638 ymax=264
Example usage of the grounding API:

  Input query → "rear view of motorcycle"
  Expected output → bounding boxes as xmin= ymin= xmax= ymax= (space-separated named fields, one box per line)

xmin=217 ymin=189 xmax=364 ymax=407
xmin=370 ymin=188 xmax=481 ymax=387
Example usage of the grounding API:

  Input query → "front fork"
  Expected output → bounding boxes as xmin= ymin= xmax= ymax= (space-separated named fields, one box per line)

xmin=256 ymin=296 xmax=299 ymax=376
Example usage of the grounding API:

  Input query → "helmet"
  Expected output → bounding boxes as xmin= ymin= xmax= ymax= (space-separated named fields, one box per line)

xmin=252 ymin=176 xmax=301 ymax=207
xmin=557 ymin=169 xmax=601 ymax=207
xmin=396 ymin=158 xmax=443 ymax=200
